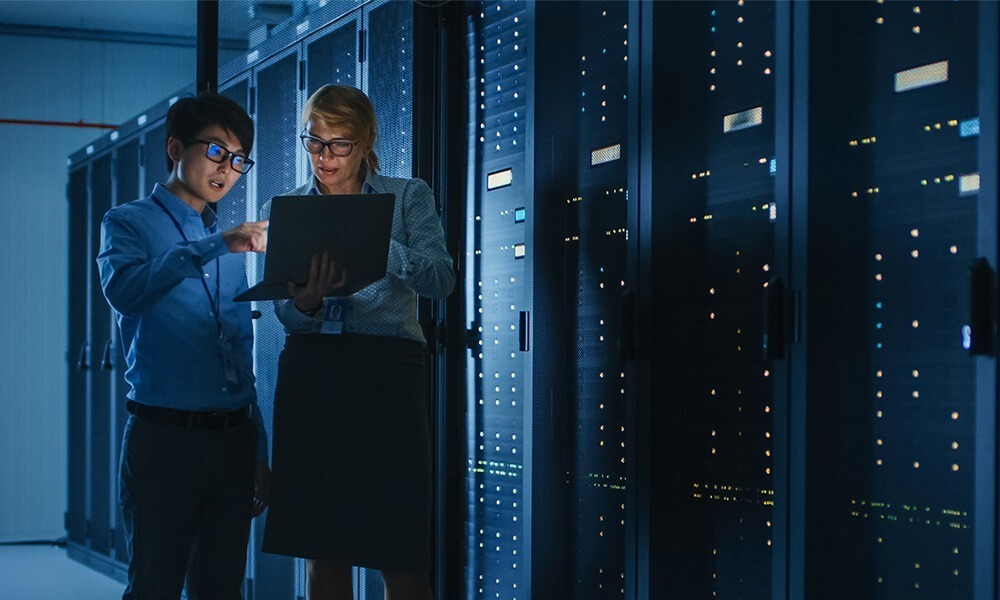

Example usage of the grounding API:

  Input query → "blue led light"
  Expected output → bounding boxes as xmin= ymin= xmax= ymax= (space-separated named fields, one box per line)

xmin=959 ymin=118 xmax=980 ymax=138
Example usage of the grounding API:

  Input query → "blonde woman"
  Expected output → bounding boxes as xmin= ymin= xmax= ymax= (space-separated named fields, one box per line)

xmin=261 ymin=85 xmax=454 ymax=600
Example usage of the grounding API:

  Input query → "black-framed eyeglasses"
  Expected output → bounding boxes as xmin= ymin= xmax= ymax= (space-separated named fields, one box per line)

xmin=187 ymin=138 xmax=254 ymax=174
xmin=300 ymin=134 xmax=357 ymax=157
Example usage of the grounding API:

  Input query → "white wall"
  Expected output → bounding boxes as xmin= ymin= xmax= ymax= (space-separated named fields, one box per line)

xmin=0 ymin=32 xmax=194 ymax=542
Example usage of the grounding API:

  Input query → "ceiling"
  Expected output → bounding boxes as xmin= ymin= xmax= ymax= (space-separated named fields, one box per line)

xmin=0 ymin=0 xmax=299 ymax=47
xmin=0 ymin=0 xmax=198 ymax=38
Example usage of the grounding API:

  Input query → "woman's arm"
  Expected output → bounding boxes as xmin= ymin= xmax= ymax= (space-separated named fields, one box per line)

xmin=387 ymin=179 xmax=455 ymax=299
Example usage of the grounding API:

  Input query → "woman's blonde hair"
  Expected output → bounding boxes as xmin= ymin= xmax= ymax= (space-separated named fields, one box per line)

xmin=302 ymin=85 xmax=380 ymax=175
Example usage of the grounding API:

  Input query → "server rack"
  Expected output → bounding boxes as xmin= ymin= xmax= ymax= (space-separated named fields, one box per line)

xmin=463 ymin=0 xmax=999 ymax=598
xmin=465 ymin=1 xmax=632 ymax=597
xmin=641 ymin=2 xmax=778 ymax=597
xmin=636 ymin=1 xmax=999 ymax=599
xmin=800 ymin=2 xmax=990 ymax=597
xmin=66 ymin=87 xmax=194 ymax=582
xmin=464 ymin=2 xmax=533 ymax=597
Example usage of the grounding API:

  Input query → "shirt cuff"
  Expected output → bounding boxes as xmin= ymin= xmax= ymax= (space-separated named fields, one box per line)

xmin=191 ymin=232 xmax=229 ymax=265
xmin=276 ymin=298 xmax=323 ymax=333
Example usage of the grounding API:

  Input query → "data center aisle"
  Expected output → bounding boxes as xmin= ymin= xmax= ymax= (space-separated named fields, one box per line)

xmin=0 ymin=545 xmax=122 ymax=600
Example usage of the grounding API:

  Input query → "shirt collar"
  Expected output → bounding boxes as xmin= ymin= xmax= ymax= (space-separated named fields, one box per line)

xmin=307 ymin=171 xmax=383 ymax=195
xmin=151 ymin=183 xmax=217 ymax=228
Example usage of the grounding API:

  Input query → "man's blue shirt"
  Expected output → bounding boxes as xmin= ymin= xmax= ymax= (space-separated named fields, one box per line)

xmin=97 ymin=183 xmax=267 ymax=461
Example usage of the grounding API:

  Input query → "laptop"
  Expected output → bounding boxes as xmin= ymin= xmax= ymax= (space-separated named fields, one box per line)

xmin=234 ymin=193 xmax=396 ymax=302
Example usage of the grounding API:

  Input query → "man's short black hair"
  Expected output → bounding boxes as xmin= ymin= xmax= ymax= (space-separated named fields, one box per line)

xmin=165 ymin=94 xmax=254 ymax=172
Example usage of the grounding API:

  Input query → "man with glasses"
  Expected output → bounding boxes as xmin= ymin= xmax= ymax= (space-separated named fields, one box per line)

xmin=97 ymin=94 xmax=270 ymax=600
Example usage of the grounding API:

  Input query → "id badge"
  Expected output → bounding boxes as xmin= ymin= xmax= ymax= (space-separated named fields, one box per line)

xmin=320 ymin=299 xmax=347 ymax=334
xmin=219 ymin=335 xmax=241 ymax=387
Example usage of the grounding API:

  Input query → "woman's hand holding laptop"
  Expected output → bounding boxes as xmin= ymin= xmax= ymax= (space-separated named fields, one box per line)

xmin=287 ymin=250 xmax=349 ymax=315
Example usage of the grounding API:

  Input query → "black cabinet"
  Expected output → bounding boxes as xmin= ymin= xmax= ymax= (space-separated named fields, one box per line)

xmin=464 ymin=1 xmax=999 ymax=599
xmin=802 ymin=2 xmax=986 ymax=597
xmin=66 ymin=91 xmax=191 ymax=580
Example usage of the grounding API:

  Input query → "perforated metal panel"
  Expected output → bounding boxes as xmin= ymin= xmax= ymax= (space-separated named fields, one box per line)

xmin=248 ymin=48 xmax=301 ymax=599
xmin=804 ymin=2 xmax=981 ymax=596
xmin=467 ymin=2 xmax=634 ymax=597
xmin=466 ymin=2 xmax=531 ymax=598
xmin=305 ymin=19 xmax=358 ymax=97
xmin=365 ymin=0 xmax=413 ymax=180
xmin=217 ymin=80 xmax=251 ymax=233
xmin=647 ymin=2 xmax=777 ymax=597
xmin=532 ymin=3 xmax=630 ymax=596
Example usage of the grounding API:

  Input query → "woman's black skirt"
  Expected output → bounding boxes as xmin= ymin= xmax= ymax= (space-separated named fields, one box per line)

xmin=262 ymin=333 xmax=430 ymax=571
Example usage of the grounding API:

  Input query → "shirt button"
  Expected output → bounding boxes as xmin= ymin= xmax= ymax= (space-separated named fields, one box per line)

xmin=222 ymin=387 xmax=228 ymax=392
xmin=204 ymin=272 xmax=210 ymax=278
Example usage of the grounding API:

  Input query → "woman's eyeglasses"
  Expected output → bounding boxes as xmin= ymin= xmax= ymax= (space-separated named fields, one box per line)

xmin=300 ymin=134 xmax=357 ymax=157
xmin=187 ymin=138 xmax=255 ymax=174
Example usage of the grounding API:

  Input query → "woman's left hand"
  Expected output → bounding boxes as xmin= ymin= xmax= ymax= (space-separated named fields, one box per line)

xmin=288 ymin=251 xmax=349 ymax=314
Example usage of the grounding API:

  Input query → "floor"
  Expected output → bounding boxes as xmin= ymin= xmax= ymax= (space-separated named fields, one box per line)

xmin=0 ymin=544 xmax=123 ymax=600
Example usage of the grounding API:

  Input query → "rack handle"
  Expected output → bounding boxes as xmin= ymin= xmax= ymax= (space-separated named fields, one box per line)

xmin=77 ymin=342 xmax=89 ymax=371
xmin=966 ymin=257 xmax=995 ymax=356
xmin=763 ymin=276 xmax=786 ymax=361
xmin=101 ymin=340 xmax=113 ymax=370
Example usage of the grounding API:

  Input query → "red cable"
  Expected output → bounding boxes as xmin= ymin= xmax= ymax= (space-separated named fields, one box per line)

xmin=0 ymin=118 xmax=117 ymax=130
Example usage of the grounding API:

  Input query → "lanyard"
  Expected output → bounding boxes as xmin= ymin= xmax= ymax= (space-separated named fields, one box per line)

xmin=152 ymin=196 xmax=223 ymax=336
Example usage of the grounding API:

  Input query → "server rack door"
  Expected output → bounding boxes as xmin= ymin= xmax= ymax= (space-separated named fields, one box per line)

xmin=363 ymin=0 xmax=414 ymax=181
xmin=361 ymin=4 xmax=417 ymax=597
xmin=646 ymin=2 xmax=778 ymax=598
xmin=88 ymin=152 xmax=114 ymax=557
xmin=531 ymin=1 xmax=630 ymax=597
xmin=304 ymin=15 xmax=359 ymax=99
xmin=803 ymin=2 xmax=987 ymax=597
xmin=218 ymin=79 xmax=252 ymax=233
xmin=466 ymin=2 xmax=532 ymax=599
xmin=224 ymin=71 xmax=310 ymax=598
xmin=110 ymin=137 xmax=141 ymax=565
xmin=248 ymin=47 xmax=301 ymax=600
xmin=67 ymin=165 xmax=90 ymax=548
xmin=142 ymin=123 xmax=168 ymax=196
